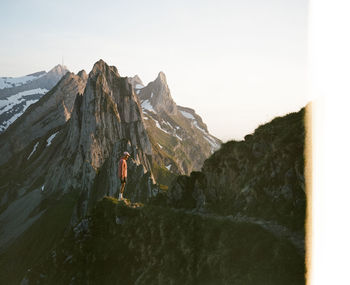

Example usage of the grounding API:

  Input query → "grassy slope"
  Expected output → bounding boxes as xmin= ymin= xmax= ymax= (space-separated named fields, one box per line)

xmin=170 ymin=108 xmax=306 ymax=232
xmin=0 ymin=193 xmax=77 ymax=284
xmin=27 ymin=197 xmax=305 ymax=285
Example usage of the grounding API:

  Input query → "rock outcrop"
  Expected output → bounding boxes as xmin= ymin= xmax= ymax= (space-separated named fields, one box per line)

xmin=168 ymin=108 xmax=306 ymax=234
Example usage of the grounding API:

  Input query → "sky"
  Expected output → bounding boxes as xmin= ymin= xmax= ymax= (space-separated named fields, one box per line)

xmin=0 ymin=0 xmax=309 ymax=141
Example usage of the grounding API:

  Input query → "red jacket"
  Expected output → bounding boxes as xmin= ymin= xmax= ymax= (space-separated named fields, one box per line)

xmin=118 ymin=158 xmax=127 ymax=179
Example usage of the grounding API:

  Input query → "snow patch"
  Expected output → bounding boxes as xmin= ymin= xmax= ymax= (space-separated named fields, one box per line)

xmin=141 ymin=100 xmax=155 ymax=113
xmin=180 ymin=110 xmax=195 ymax=120
xmin=0 ymin=73 xmax=45 ymax=89
xmin=27 ymin=142 xmax=39 ymax=160
xmin=204 ymin=135 xmax=220 ymax=152
xmin=153 ymin=118 xmax=183 ymax=141
xmin=154 ymin=120 xmax=173 ymax=135
xmin=180 ymin=110 xmax=208 ymax=134
xmin=0 ymin=88 xmax=48 ymax=113
xmin=163 ymin=121 xmax=175 ymax=131
xmin=155 ymin=120 xmax=162 ymax=130
xmin=175 ymin=134 xmax=183 ymax=141
xmin=193 ymin=121 xmax=207 ymax=133
xmin=46 ymin=132 xmax=58 ymax=146
xmin=0 ymin=99 xmax=39 ymax=131
xmin=135 ymin=83 xmax=144 ymax=89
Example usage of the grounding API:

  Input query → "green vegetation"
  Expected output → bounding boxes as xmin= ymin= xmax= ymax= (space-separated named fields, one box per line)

xmin=26 ymin=197 xmax=305 ymax=284
xmin=0 ymin=107 xmax=306 ymax=284
xmin=191 ymin=107 xmax=306 ymax=231
xmin=151 ymin=160 xmax=177 ymax=187
xmin=0 ymin=192 xmax=78 ymax=284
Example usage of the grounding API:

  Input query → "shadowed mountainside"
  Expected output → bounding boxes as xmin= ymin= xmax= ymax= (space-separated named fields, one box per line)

xmin=25 ymin=197 xmax=305 ymax=285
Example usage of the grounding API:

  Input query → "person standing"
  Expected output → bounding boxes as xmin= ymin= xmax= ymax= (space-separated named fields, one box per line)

xmin=118 ymin=151 xmax=130 ymax=200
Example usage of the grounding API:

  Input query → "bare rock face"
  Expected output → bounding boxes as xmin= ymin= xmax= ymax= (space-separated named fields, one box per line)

xmin=40 ymin=60 xmax=154 ymax=215
xmin=0 ymin=60 xmax=155 ymax=254
xmin=0 ymin=71 xmax=87 ymax=165
xmin=138 ymin=72 xmax=177 ymax=115
xmin=128 ymin=75 xmax=144 ymax=90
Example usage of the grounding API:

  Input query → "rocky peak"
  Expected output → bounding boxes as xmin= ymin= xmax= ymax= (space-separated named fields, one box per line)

xmin=90 ymin=59 xmax=120 ymax=79
xmin=48 ymin=64 xmax=69 ymax=77
xmin=138 ymin=71 xmax=177 ymax=115
xmin=128 ymin=75 xmax=144 ymax=89
xmin=155 ymin=71 xmax=167 ymax=84
xmin=40 ymin=59 xmax=153 ymax=208
xmin=77 ymin=70 xmax=88 ymax=81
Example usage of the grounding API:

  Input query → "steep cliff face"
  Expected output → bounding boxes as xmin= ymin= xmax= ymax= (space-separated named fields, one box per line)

xmin=131 ymin=72 xmax=221 ymax=180
xmin=0 ymin=60 xmax=157 ymax=282
xmin=0 ymin=65 xmax=69 ymax=132
xmin=24 ymin=197 xmax=305 ymax=285
xmin=138 ymin=72 xmax=178 ymax=115
xmin=0 ymin=70 xmax=87 ymax=165
xmin=41 ymin=60 xmax=154 ymax=206
xmin=0 ymin=60 xmax=155 ymax=219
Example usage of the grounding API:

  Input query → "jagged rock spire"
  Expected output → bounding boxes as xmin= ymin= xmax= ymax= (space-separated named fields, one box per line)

xmin=138 ymin=71 xmax=177 ymax=115
xmin=41 ymin=59 xmax=154 ymax=216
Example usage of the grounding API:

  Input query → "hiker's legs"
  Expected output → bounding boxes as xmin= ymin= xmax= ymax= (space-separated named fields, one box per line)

xmin=120 ymin=182 xmax=126 ymax=195
xmin=118 ymin=182 xmax=126 ymax=200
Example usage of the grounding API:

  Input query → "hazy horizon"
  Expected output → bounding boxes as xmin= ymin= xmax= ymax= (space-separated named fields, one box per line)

xmin=0 ymin=0 xmax=309 ymax=142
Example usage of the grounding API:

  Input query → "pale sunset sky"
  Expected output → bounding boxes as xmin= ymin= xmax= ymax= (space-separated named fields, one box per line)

xmin=0 ymin=0 xmax=309 ymax=141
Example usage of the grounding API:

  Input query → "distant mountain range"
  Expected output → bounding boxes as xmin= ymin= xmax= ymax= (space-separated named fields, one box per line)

xmin=0 ymin=65 xmax=69 ymax=132
xmin=0 ymin=64 xmax=220 ymax=178
xmin=129 ymin=72 xmax=221 ymax=180
xmin=0 ymin=60 xmax=222 ymax=283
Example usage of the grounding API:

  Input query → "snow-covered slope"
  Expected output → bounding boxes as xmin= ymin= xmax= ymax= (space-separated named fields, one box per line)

xmin=0 ymin=71 xmax=45 ymax=89
xmin=0 ymin=71 xmax=87 ymax=166
xmin=0 ymin=65 xmax=69 ymax=132
xmin=0 ymin=88 xmax=49 ymax=131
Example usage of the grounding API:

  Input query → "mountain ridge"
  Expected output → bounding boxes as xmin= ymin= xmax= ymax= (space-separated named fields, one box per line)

xmin=0 ymin=60 xmax=305 ymax=284
xmin=130 ymin=72 xmax=221 ymax=178
xmin=0 ymin=64 xmax=69 ymax=133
